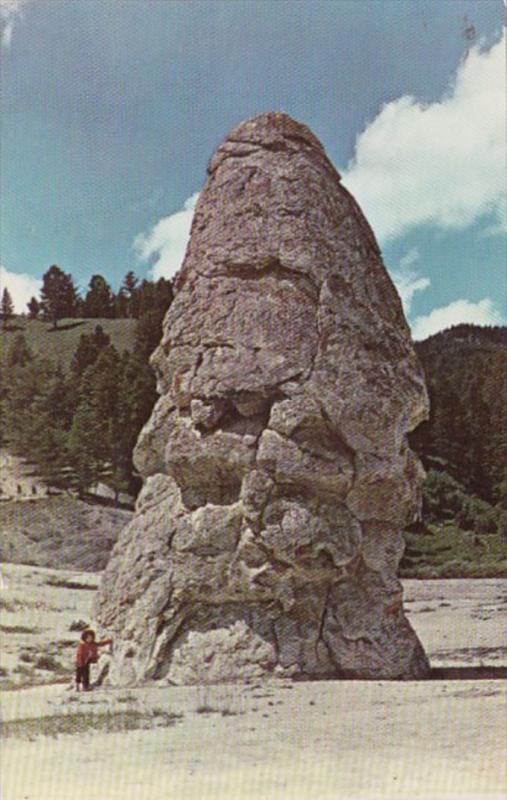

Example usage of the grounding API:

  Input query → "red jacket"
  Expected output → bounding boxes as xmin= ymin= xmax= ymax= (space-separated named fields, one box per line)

xmin=75 ymin=639 xmax=112 ymax=667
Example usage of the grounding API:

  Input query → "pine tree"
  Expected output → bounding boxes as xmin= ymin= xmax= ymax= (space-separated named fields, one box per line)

xmin=40 ymin=265 xmax=79 ymax=328
xmin=134 ymin=308 xmax=166 ymax=361
xmin=27 ymin=296 xmax=40 ymax=319
xmin=137 ymin=280 xmax=156 ymax=317
xmin=1 ymin=287 xmax=14 ymax=327
xmin=5 ymin=334 xmax=33 ymax=368
xmin=115 ymin=290 xmax=128 ymax=319
xmin=121 ymin=271 xmax=139 ymax=318
xmin=2 ymin=346 xmax=74 ymax=486
xmin=68 ymin=393 xmax=102 ymax=497
xmin=71 ymin=325 xmax=111 ymax=378
xmin=155 ymin=277 xmax=174 ymax=312
xmin=0 ymin=361 xmax=6 ymax=447
xmin=119 ymin=349 xmax=159 ymax=494
xmin=91 ymin=346 xmax=130 ymax=498
xmin=0 ymin=397 xmax=6 ymax=448
xmin=4 ymin=357 xmax=53 ymax=454
xmin=33 ymin=419 xmax=68 ymax=486
xmin=83 ymin=274 xmax=115 ymax=318
xmin=86 ymin=345 xmax=121 ymax=456
xmin=32 ymin=363 xmax=74 ymax=485
xmin=69 ymin=345 xmax=125 ymax=497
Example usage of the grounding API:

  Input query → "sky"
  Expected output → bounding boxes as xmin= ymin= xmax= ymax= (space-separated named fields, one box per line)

xmin=0 ymin=0 xmax=505 ymax=340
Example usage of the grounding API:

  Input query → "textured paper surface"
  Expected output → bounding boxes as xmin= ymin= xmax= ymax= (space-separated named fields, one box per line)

xmin=1 ymin=2 xmax=505 ymax=798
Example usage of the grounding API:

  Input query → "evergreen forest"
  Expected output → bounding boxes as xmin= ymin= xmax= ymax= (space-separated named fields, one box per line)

xmin=0 ymin=267 xmax=505 ymax=577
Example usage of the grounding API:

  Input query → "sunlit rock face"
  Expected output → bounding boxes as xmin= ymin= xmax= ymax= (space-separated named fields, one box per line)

xmin=95 ymin=112 xmax=430 ymax=684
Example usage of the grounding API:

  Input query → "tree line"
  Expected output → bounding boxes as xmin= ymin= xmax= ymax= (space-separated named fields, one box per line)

xmin=0 ymin=273 xmax=173 ymax=499
xmin=410 ymin=324 xmax=506 ymax=504
xmin=1 ymin=275 xmax=506 ymax=537
xmin=409 ymin=323 xmax=507 ymax=537
xmin=1 ymin=265 xmax=172 ymax=329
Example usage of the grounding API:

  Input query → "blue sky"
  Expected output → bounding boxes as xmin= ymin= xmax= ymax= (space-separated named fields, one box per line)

xmin=0 ymin=0 xmax=505 ymax=339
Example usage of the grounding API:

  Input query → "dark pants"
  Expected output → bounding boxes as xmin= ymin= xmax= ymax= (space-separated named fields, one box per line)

xmin=76 ymin=663 xmax=90 ymax=690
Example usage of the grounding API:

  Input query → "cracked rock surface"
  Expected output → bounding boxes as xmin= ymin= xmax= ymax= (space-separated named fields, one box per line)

xmin=95 ymin=112 xmax=430 ymax=684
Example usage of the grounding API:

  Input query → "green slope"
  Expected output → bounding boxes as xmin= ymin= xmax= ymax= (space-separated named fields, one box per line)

xmin=410 ymin=323 xmax=507 ymax=502
xmin=0 ymin=318 xmax=137 ymax=370
xmin=400 ymin=523 xmax=507 ymax=578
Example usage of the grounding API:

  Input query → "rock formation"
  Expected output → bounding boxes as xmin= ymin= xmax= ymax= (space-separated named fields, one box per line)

xmin=95 ymin=112 xmax=431 ymax=684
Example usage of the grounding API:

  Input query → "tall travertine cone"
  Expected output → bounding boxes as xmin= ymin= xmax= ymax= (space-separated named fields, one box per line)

xmin=95 ymin=113 xmax=431 ymax=684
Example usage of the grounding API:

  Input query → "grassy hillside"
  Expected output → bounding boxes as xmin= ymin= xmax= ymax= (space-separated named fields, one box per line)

xmin=0 ymin=495 xmax=131 ymax=571
xmin=402 ymin=324 xmax=507 ymax=578
xmin=0 ymin=319 xmax=505 ymax=579
xmin=0 ymin=317 xmax=137 ymax=370
xmin=399 ymin=523 xmax=507 ymax=579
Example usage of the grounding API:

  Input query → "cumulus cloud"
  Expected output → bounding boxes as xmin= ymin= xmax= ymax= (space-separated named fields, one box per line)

xmin=390 ymin=248 xmax=431 ymax=317
xmin=0 ymin=265 xmax=41 ymax=313
xmin=411 ymin=297 xmax=505 ymax=341
xmin=134 ymin=193 xmax=200 ymax=281
xmin=0 ymin=0 xmax=29 ymax=47
xmin=343 ymin=33 xmax=506 ymax=242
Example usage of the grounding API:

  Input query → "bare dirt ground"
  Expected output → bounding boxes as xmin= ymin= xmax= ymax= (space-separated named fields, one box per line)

xmin=1 ymin=564 xmax=506 ymax=800
xmin=403 ymin=579 xmax=506 ymax=668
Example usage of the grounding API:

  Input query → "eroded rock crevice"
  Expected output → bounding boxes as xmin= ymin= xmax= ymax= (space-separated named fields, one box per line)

xmin=95 ymin=112 xmax=430 ymax=684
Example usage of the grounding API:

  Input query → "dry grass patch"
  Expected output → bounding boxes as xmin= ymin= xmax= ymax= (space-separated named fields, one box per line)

xmin=34 ymin=655 xmax=63 ymax=672
xmin=46 ymin=577 xmax=98 ymax=591
xmin=195 ymin=704 xmax=221 ymax=715
xmin=0 ymin=598 xmax=20 ymax=612
xmin=1 ymin=709 xmax=184 ymax=741
xmin=0 ymin=624 xmax=38 ymax=634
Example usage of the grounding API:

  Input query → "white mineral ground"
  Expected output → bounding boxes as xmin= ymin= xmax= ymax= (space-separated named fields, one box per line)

xmin=1 ymin=563 xmax=505 ymax=800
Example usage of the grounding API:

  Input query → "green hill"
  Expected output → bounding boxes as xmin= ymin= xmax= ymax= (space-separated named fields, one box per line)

xmin=401 ymin=323 xmax=507 ymax=579
xmin=1 ymin=316 xmax=505 ymax=578
xmin=0 ymin=317 xmax=137 ymax=370
xmin=410 ymin=323 xmax=507 ymax=503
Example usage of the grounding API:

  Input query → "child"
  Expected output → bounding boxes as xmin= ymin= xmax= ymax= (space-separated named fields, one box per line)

xmin=75 ymin=629 xmax=113 ymax=691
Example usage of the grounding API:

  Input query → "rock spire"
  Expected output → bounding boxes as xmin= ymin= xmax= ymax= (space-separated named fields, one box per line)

xmin=95 ymin=112 xmax=430 ymax=683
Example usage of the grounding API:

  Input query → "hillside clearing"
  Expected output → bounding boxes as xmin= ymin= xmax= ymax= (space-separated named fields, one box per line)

xmin=0 ymin=317 xmax=137 ymax=369
xmin=0 ymin=494 xmax=131 ymax=571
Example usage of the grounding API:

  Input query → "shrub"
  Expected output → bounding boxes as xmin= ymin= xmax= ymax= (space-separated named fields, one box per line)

xmin=69 ymin=619 xmax=89 ymax=631
xmin=475 ymin=508 xmax=499 ymax=535
xmin=35 ymin=655 xmax=62 ymax=672
xmin=422 ymin=469 xmax=497 ymax=532
xmin=19 ymin=651 xmax=35 ymax=663
xmin=0 ymin=624 xmax=38 ymax=634
xmin=47 ymin=578 xmax=97 ymax=591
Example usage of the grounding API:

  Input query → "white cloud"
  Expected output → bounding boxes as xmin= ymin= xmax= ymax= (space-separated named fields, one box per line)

xmin=134 ymin=193 xmax=200 ymax=281
xmin=343 ymin=33 xmax=506 ymax=242
xmin=390 ymin=247 xmax=431 ymax=317
xmin=411 ymin=297 xmax=505 ymax=341
xmin=397 ymin=248 xmax=419 ymax=270
xmin=0 ymin=0 xmax=29 ymax=47
xmin=0 ymin=265 xmax=41 ymax=313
